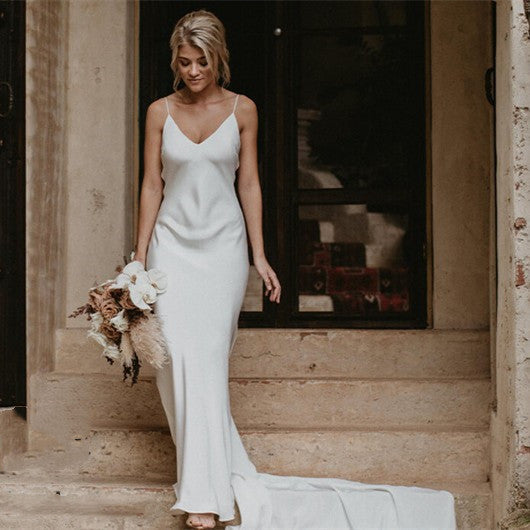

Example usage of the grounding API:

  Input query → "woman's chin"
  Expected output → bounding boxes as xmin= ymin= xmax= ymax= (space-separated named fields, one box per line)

xmin=187 ymin=81 xmax=204 ymax=90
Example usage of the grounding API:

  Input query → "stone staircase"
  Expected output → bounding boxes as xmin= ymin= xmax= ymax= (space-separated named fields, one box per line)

xmin=0 ymin=329 xmax=492 ymax=529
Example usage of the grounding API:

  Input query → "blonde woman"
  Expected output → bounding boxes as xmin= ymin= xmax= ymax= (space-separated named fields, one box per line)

xmin=135 ymin=9 xmax=456 ymax=530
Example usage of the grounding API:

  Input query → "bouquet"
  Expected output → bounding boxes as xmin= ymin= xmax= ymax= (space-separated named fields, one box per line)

xmin=68 ymin=255 xmax=170 ymax=385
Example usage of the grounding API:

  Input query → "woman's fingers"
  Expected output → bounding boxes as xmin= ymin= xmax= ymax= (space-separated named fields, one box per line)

xmin=264 ymin=268 xmax=281 ymax=303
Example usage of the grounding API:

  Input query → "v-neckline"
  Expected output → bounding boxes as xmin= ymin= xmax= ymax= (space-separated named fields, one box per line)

xmin=166 ymin=111 xmax=235 ymax=147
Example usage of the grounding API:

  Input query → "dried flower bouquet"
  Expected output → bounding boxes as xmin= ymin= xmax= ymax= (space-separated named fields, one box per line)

xmin=68 ymin=258 xmax=170 ymax=385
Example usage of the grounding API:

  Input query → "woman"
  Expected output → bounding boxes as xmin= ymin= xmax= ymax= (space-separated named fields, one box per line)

xmin=135 ymin=9 xmax=456 ymax=530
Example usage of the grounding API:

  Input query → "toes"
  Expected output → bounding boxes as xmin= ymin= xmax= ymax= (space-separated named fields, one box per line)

xmin=199 ymin=515 xmax=215 ymax=529
xmin=186 ymin=516 xmax=204 ymax=529
xmin=186 ymin=514 xmax=215 ymax=530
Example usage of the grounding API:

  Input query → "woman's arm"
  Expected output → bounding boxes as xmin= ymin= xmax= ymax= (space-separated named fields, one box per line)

xmin=236 ymin=96 xmax=281 ymax=304
xmin=134 ymin=101 xmax=166 ymax=267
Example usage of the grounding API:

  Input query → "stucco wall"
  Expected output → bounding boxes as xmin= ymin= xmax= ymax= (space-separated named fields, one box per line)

xmin=26 ymin=0 xmax=68 ymax=376
xmin=492 ymin=0 xmax=530 ymax=524
xmin=430 ymin=0 xmax=493 ymax=329
xmin=63 ymin=0 xmax=135 ymax=327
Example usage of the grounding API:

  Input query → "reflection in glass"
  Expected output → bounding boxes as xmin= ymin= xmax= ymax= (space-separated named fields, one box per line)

xmin=298 ymin=205 xmax=410 ymax=315
xmin=242 ymin=265 xmax=263 ymax=312
xmin=297 ymin=2 xmax=418 ymax=190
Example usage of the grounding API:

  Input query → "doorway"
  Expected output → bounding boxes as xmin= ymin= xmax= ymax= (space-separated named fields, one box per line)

xmin=0 ymin=0 xmax=26 ymax=406
xmin=139 ymin=0 xmax=427 ymax=328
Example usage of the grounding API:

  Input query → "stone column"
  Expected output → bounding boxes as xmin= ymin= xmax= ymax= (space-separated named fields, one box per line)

xmin=430 ymin=0 xmax=493 ymax=329
xmin=63 ymin=0 xmax=135 ymax=327
xmin=26 ymin=0 xmax=69 ymax=375
xmin=492 ymin=0 xmax=530 ymax=525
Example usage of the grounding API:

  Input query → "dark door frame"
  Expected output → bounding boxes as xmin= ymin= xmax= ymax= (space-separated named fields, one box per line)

xmin=0 ymin=0 xmax=26 ymax=406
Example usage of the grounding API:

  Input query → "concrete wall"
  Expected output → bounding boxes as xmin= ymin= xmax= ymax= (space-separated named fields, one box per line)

xmin=430 ymin=0 xmax=493 ymax=329
xmin=26 ymin=0 xmax=69 ymax=376
xmin=63 ymin=0 xmax=135 ymax=327
xmin=0 ymin=408 xmax=27 ymax=469
xmin=492 ymin=0 xmax=530 ymax=524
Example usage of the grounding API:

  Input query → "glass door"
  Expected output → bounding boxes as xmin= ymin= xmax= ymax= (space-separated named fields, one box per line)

xmin=139 ymin=0 xmax=428 ymax=329
xmin=279 ymin=1 xmax=428 ymax=327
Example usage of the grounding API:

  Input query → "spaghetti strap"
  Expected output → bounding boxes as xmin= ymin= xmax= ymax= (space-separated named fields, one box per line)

xmin=164 ymin=96 xmax=170 ymax=115
xmin=233 ymin=94 xmax=239 ymax=113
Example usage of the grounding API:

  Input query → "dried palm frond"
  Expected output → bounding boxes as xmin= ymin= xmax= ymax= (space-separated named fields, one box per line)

xmin=128 ymin=312 xmax=170 ymax=369
xmin=68 ymin=303 xmax=92 ymax=319
xmin=122 ymin=350 xmax=140 ymax=385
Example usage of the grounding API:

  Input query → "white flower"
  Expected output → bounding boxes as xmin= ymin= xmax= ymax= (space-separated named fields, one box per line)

xmin=109 ymin=309 xmax=129 ymax=332
xmin=89 ymin=311 xmax=103 ymax=331
xmin=123 ymin=260 xmax=145 ymax=276
xmin=108 ymin=260 xmax=167 ymax=308
xmin=147 ymin=268 xmax=167 ymax=293
xmin=129 ymin=282 xmax=157 ymax=310
xmin=87 ymin=327 xmax=110 ymax=348
xmin=103 ymin=342 xmax=121 ymax=361
xmin=110 ymin=261 xmax=148 ymax=290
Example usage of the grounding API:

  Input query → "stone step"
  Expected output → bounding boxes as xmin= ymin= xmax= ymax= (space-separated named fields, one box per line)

xmin=29 ymin=373 xmax=491 ymax=444
xmin=0 ymin=473 xmax=492 ymax=529
xmin=0 ymin=474 xmax=189 ymax=529
xmin=5 ymin=427 xmax=489 ymax=484
xmin=56 ymin=328 xmax=490 ymax=379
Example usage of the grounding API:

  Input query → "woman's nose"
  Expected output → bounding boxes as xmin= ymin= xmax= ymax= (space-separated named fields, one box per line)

xmin=190 ymin=63 xmax=200 ymax=75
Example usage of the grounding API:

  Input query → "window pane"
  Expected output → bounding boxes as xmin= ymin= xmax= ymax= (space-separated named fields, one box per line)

xmin=299 ymin=1 xmax=408 ymax=30
xmin=298 ymin=204 xmax=410 ymax=315
xmin=296 ymin=2 xmax=421 ymax=190
xmin=242 ymin=265 xmax=263 ymax=311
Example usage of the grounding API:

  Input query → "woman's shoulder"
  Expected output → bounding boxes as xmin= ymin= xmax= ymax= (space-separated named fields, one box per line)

xmin=146 ymin=96 xmax=170 ymax=116
xmin=144 ymin=97 xmax=171 ymax=131
xmin=233 ymin=92 xmax=255 ymax=107
xmin=233 ymin=93 xmax=257 ymax=118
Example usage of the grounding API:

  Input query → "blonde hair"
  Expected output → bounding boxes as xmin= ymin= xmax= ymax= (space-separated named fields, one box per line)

xmin=169 ymin=10 xmax=231 ymax=92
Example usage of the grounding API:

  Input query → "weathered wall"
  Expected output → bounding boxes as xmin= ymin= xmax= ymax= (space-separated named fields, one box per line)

xmin=492 ymin=0 xmax=530 ymax=525
xmin=56 ymin=1 xmax=493 ymax=332
xmin=0 ymin=408 xmax=27 ymax=469
xmin=26 ymin=0 xmax=69 ymax=376
xmin=430 ymin=0 xmax=493 ymax=329
xmin=63 ymin=0 xmax=135 ymax=327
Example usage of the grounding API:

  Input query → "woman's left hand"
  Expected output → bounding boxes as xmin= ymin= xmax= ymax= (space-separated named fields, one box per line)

xmin=253 ymin=255 xmax=281 ymax=303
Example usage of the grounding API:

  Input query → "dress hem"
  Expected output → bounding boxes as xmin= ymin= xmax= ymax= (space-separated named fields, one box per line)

xmin=170 ymin=503 xmax=237 ymax=523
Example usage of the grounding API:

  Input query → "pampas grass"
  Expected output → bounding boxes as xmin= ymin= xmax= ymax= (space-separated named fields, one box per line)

xmin=129 ymin=312 xmax=169 ymax=370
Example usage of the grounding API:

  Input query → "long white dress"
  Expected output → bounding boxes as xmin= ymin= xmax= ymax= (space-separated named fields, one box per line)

xmin=146 ymin=92 xmax=457 ymax=530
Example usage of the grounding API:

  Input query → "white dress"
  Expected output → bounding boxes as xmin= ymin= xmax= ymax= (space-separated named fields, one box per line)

xmin=146 ymin=92 xmax=457 ymax=530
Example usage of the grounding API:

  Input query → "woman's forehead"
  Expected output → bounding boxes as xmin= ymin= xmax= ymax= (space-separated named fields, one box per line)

xmin=177 ymin=43 xmax=206 ymax=60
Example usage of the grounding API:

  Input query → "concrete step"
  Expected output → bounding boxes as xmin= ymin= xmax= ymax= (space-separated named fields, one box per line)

xmin=0 ymin=473 xmax=191 ymax=529
xmin=5 ymin=427 xmax=489 ymax=484
xmin=0 ymin=473 xmax=492 ymax=529
xmin=29 ymin=372 xmax=491 ymax=444
xmin=56 ymin=328 xmax=490 ymax=379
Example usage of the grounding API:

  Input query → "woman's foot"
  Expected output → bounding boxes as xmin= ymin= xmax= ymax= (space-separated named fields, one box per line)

xmin=185 ymin=512 xmax=216 ymax=529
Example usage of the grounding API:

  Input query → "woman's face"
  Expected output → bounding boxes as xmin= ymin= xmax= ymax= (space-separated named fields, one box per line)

xmin=177 ymin=42 xmax=215 ymax=92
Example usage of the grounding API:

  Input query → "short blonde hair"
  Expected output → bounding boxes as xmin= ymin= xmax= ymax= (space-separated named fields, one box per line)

xmin=169 ymin=10 xmax=231 ymax=92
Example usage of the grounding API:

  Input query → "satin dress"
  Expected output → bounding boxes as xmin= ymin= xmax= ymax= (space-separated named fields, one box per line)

xmin=146 ymin=92 xmax=457 ymax=529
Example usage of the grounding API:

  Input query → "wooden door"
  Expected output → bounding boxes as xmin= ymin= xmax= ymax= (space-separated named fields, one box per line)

xmin=0 ymin=0 xmax=26 ymax=406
